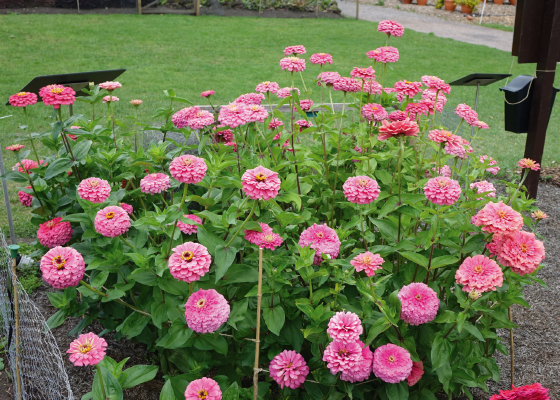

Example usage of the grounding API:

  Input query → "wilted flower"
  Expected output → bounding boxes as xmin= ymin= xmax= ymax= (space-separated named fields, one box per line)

xmin=532 ymin=210 xmax=548 ymax=220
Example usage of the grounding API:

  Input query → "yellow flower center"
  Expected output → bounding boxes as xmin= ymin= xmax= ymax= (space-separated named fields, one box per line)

xmin=263 ymin=234 xmax=274 ymax=243
xmin=106 ymin=212 xmax=115 ymax=219
xmin=182 ymin=157 xmax=194 ymax=166
xmin=474 ymin=265 xmax=483 ymax=273
xmin=17 ymin=92 xmax=28 ymax=96
xmin=53 ymin=255 xmax=66 ymax=270
xmin=181 ymin=250 xmax=194 ymax=262
xmin=251 ymin=105 xmax=260 ymax=111
xmin=388 ymin=355 xmax=396 ymax=363
xmin=263 ymin=81 xmax=271 ymax=85
xmin=89 ymin=180 xmax=99 ymax=187
xmin=519 ymin=243 xmax=529 ymax=253
xmin=316 ymin=232 xmax=324 ymax=238
xmin=338 ymin=349 xmax=348 ymax=356
xmin=437 ymin=179 xmax=449 ymax=187
xmin=78 ymin=343 xmax=92 ymax=354
xmin=498 ymin=210 xmax=507 ymax=218
xmin=197 ymin=389 xmax=209 ymax=399
xmin=46 ymin=221 xmax=56 ymax=228
xmin=288 ymin=57 xmax=299 ymax=62
xmin=405 ymin=81 xmax=413 ymax=84
xmin=50 ymin=87 xmax=64 ymax=94
xmin=373 ymin=50 xmax=380 ymax=53
xmin=370 ymin=106 xmax=378 ymax=111
xmin=319 ymin=53 xmax=326 ymax=56
xmin=362 ymin=256 xmax=372 ymax=264
xmin=415 ymin=294 xmax=422 ymax=300
xmin=196 ymin=299 xmax=206 ymax=308
xmin=255 ymin=173 xmax=267 ymax=182
xmin=357 ymin=178 xmax=369 ymax=187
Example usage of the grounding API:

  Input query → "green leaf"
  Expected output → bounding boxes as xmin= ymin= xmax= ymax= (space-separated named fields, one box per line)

xmin=73 ymin=140 xmax=93 ymax=161
xmin=194 ymin=334 xmax=228 ymax=355
xmin=93 ymin=366 xmax=123 ymax=400
xmin=221 ymin=264 xmax=258 ymax=283
xmin=61 ymin=213 xmax=91 ymax=223
xmin=227 ymin=299 xmax=248 ymax=329
xmin=276 ymin=192 xmax=301 ymax=209
xmin=119 ymin=365 xmax=159 ymax=389
xmin=197 ymin=228 xmax=226 ymax=255
xmin=159 ymin=380 xmax=176 ymax=400
xmin=44 ymin=157 xmax=74 ymax=180
xmin=222 ymin=382 xmax=239 ymax=400
xmin=214 ymin=245 xmax=238 ymax=283
xmin=263 ymin=305 xmax=285 ymax=335
xmin=364 ymin=317 xmax=391 ymax=346
xmin=433 ymin=310 xmax=457 ymax=324
xmin=162 ymin=321 xmax=193 ymax=349
xmin=116 ymin=312 xmax=150 ymax=339
xmin=370 ymin=219 xmax=398 ymax=242
xmin=435 ymin=362 xmax=452 ymax=392
xmin=431 ymin=333 xmax=450 ymax=370
xmin=399 ymin=251 xmax=429 ymax=268
xmin=386 ymin=381 xmax=409 ymax=400
xmin=46 ymin=309 xmax=67 ymax=329
xmin=430 ymin=256 xmax=460 ymax=269
xmin=0 ymin=170 xmax=29 ymax=183
xmin=462 ymin=321 xmax=484 ymax=341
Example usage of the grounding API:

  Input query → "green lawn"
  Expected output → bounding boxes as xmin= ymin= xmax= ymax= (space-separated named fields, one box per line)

xmin=1 ymin=14 xmax=559 ymax=237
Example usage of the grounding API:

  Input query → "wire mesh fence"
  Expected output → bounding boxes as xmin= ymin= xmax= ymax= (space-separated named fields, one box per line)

xmin=0 ymin=230 xmax=74 ymax=400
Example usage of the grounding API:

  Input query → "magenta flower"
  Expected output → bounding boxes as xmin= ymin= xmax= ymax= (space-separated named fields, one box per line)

xmin=172 ymin=106 xmax=201 ymax=129
xmin=310 ymin=53 xmax=333 ymax=65
xmin=40 ymin=246 xmax=85 ymax=289
xmin=276 ymin=86 xmax=300 ymax=99
xmin=200 ymin=90 xmax=215 ymax=97
xmin=185 ymin=378 xmax=222 ymax=400
xmin=18 ymin=187 xmax=33 ymax=207
xmin=340 ymin=341 xmax=373 ymax=383
xmin=317 ymin=72 xmax=341 ymax=87
xmin=140 ymin=173 xmax=171 ymax=195
xmin=496 ymin=231 xmax=545 ymax=276
xmin=377 ymin=19 xmax=404 ymax=37
xmin=243 ymin=105 xmax=269 ymax=123
xmin=322 ymin=341 xmax=363 ymax=374
xmin=372 ymin=343 xmax=412 ymax=383
xmin=351 ymin=252 xmax=384 ymax=276
xmin=327 ymin=311 xmax=363 ymax=344
xmin=298 ymin=99 xmax=314 ymax=112
xmin=490 ymin=383 xmax=550 ymax=400
xmin=333 ymin=77 xmax=361 ymax=93
xmin=480 ymin=155 xmax=500 ymax=175
xmin=38 ymin=217 xmax=73 ymax=248
xmin=361 ymin=103 xmax=388 ymax=122
xmin=241 ymin=166 xmax=281 ymax=200
xmin=518 ymin=158 xmax=540 ymax=171
xmin=119 ymin=202 xmax=133 ymax=215
xmin=177 ymin=214 xmax=202 ymax=235
xmin=421 ymin=76 xmax=451 ymax=94
xmin=9 ymin=92 xmax=38 ymax=107
xmin=169 ymin=155 xmax=207 ymax=184
xmin=455 ymin=103 xmax=479 ymax=125
xmin=184 ymin=288 xmax=230 ymax=333
xmin=94 ymin=206 xmax=131 ymax=238
xmin=255 ymin=81 xmax=280 ymax=94
xmin=394 ymin=80 xmax=423 ymax=98
xmin=67 ymin=333 xmax=107 ymax=367
xmin=298 ymin=224 xmax=341 ymax=265
xmin=350 ymin=66 xmax=375 ymax=80
xmin=268 ymin=118 xmax=284 ymax=130
xmin=455 ymin=255 xmax=504 ymax=293
xmin=388 ymin=110 xmax=407 ymax=121
xmin=269 ymin=350 xmax=309 ymax=389
xmin=284 ymin=45 xmax=306 ymax=55
xmin=99 ymin=81 xmax=122 ymax=91
xmin=343 ymin=176 xmax=381 ymax=204
xmin=224 ymin=142 xmax=237 ymax=152
xmin=472 ymin=201 xmax=523 ymax=235
xmin=39 ymin=85 xmax=76 ymax=109
xmin=77 ymin=177 xmax=111 ymax=204
xmin=244 ymin=222 xmax=273 ymax=244
xmin=294 ymin=119 xmax=313 ymax=132
xmin=235 ymin=93 xmax=266 ymax=105
xmin=378 ymin=118 xmax=419 ymax=140
xmin=407 ymin=361 xmax=424 ymax=386
xmin=214 ymin=126 xmax=234 ymax=142
xmin=398 ymin=282 xmax=439 ymax=325
xmin=424 ymin=177 xmax=462 ymax=206
xmin=169 ymin=242 xmax=211 ymax=283
xmin=280 ymin=57 xmax=306 ymax=73
xmin=367 ymin=46 xmax=399 ymax=63
xmin=470 ymin=181 xmax=496 ymax=200
xmin=13 ymin=159 xmax=45 ymax=174
xmin=218 ymin=103 xmax=247 ymax=128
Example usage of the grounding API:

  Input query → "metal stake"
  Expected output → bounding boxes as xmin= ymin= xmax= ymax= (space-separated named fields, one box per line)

xmin=8 ymin=244 xmax=22 ymax=400
xmin=0 ymin=142 xmax=16 ymax=245
xmin=253 ymin=248 xmax=263 ymax=400
xmin=509 ymin=306 xmax=514 ymax=388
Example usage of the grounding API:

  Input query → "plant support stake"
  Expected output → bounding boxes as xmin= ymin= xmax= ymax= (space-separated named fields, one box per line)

xmin=253 ymin=247 xmax=264 ymax=400
xmin=9 ymin=245 xmax=23 ymax=400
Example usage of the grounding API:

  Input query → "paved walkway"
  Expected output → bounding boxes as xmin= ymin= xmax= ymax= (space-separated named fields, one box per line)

xmin=338 ymin=0 xmax=513 ymax=52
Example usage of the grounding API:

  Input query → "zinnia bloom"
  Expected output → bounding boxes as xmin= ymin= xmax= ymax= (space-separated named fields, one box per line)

xmin=77 ymin=177 xmax=111 ymax=203
xmin=407 ymin=361 xmax=424 ymax=386
xmin=351 ymin=252 xmax=384 ymax=276
xmin=13 ymin=159 xmax=39 ymax=174
xmin=39 ymin=85 xmax=76 ymax=109
xmin=169 ymin=155 xmax=207 ymax=184
xmin=184 ymin=288 xmax=230 ymax=333
xmin=470 ymin=181 xmax=496 ymax=199
xmin=185 ymin=378 xmax=222 ymax=400
xmin=276 ymin=86 xmax=300 ymax=99
xmin=177 ymin=214 xmax=202 ymax=235
xmin=378 ymin=118 xmax=419 ymax=140
xmin=421 ymin=76 xmax=451 ymax=94
xmin=394 ymin=80 xmax=423 ymax=98
xmin=9 ymin=92 xmax=38 ymax=107
xmin=322 ymin=341 xmax=363 ymax=374
xmin=269 ymin=118 xmax=284 ymax=130
xmin=102 ymin=95 xmax=118 ymax=103
xmin=245 ymin=222 xmax=273 ymax=244
xmin=99 ymin=81 xmax=122 ymax=91
xmin=495 ymin=231 xmax=545 ymax=276
xmin=294 ymin=119 xmax=313 ymax=132
xmin=317 ymin=72 xmax=341 ymax=87
xmin=340 ymin=341 xmax=373 ymax=383
xmin=455 ymin=103 xmax=478 ymax=125
xmin=18 ymin=187 xmax=33 ymax=207
xmin=472 ymin=201 xmax=523 ymax=235
xmin=333 ymin=77 xmax=361 ymax=93
xmin=473 ymin=120 xmax=489 ymax=129
xmin=269 ymin=350 xmax=309 ymax=389
xmin=405 ymin=102 xmax=429 ymax=120
xmin=119 ymin=203 xmax=133 ymax=215
xmin=130 ymin=99 xmax=143 ymax=106
xmin=429 ymin=164 xmax=452 ymax=178
xmin=398 ymin=282 xmax=439 ymax=325
xmin=364 ymin=80 xmax=383 ymax=95
xmin=140 ymin=173 xmax=171 ymax=195
xmin=518 ymin=158 xmax=540 ymax=171
xmin=241 ymin=166 xmax=281 ymax=200
xmin=428 ymin=129 xmax=460 ymax=144
xmin=187 ymin=110 xmax=215 ymax=130
xmin=532 ymin=210 xmax=548 ymax=220
xmin=351 ymin=66 xmax=375 ymax=80
xmin=257 ymin=232 xmax=284 ymax=250
xmin=489 ymin=383 xmax=550 ymax=400
xmin=67 ymin=333 xmax=107 ymax=367
xmin=361 ymin=103 xmax=388 ymax=122
xmin=366 ymin=46 xmax=399 ymax=63
xmin=169 ymin=242 xmax=212 ymax=283
xmin=200 ymin=90 xmax=215 ymax=97
xmin=40 ymin=246 xmax=85 ymax=289
xmin=327 ymin=311 xmax=363 ymax=344
xmin=388 ymin=110 xmax=407 ymax=121
xmin=172 ymin=106 xmax=201 ymax=129
xmin=218 ymin=103 xmax=247 ymax=128
xmin=299 ymin=224 xmax=341 ymax=265
xmin=280 ymin=57 xmax=306 ymax=73
xmin=214 ymin=126 xmax=234 ymax=142
xmin=372 ymin=343 xmax=412 ymax=383
xmin=421 ymin=88 xmax=447 ymax=114
xmin=38 ymin=217 xmax=73 ymax=248
xmin=298 ymin=99 xmax=314 ymax=112
xmin=5 ymin=144 xmax=25 ymax=152
xmin=424 ymin=177 xmax=462 ymax=206
xmin=256 ymin=81 xmax=280 ymax=94
xmin=377 ymin=20 xmax=404 ymax=37
xmin=343 ymin=176 xmax=381 ymax=204
xmin=480 ymin=155 xmax=500 ymax=175
xmin=94 ymin=206 xmax=131 ymax=237
xmin=243 ymin=105 xmax=269 ymax=123
xmin=284 ymin=45 xmax=306 ymax=55
xmin=310 ymin=53 xmax=333 ymax=65
xmin=455 ymin=255 xmax=504 ymax=293
xmin=235 ymin=93 xmax=266 ymax=105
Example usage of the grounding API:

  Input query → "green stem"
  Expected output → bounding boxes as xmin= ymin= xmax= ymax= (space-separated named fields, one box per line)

xmin=225 ymin=201 xmax=258 ymax=248
xmin=367 ymin=277 xmax=404 ymax=341
xmin=360 ymin=206 xmax=368 ymax=251
xmin=96 ymin=364 xmax=107 ymax=400
xmin=79 ymin=280 xmax=150 ymax=316
xmin=254 ymin=123 xmax=278 ymax=164
xmin=507 ymin=169 xmax=529 ymax=205
xmin=330 ymin=92 xmax=347 ymax=226
xmin=309 ymin=279 xmax=313 ymax=305
xmin=22 ymin=107 xmax=39 ymax=162
xmin=166 ymin=184 xmax=189 ymax=258
xmin=119 ymin=235 xmax=134 ymax=249
xmin=133 ymin=107 xmax=139 ymax=153
xmin=431 ymin=89 xmax=440 ymax=127
xmin=110 ymin=97 xmax=117 ymax=150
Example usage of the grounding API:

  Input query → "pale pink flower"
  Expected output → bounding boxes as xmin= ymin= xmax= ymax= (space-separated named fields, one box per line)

xmin=169 ymin=242 xmax=211 ymax=283
xmin=185 ymin=378 xmax=222 ymax=400
xmin=269 ymin=350 xmax=309 ymax=389
xmin=398 ymin=283 xmax=439 ymax=325
xmin=340 ymin=341 xmax=373 ymax=383
xmin=486 ymin=234 xmax=502 ymax=256
xmin=405 ymin=102 xmax=429 ymax=120
xmin=361 ymin=103 xmax=388 ymax=122
xmin=257 ymin=232 xmax=283 ymax=250
xmin=94 ymin=206 xmax=130 ymax=238
xmin=394 ymin=80 xmax=423 ymax=98
xmin=38 ymin=217 xmax=73 ymax=248
xmin=299 ymin=224 xmax=341 ymax=265
xmin=256 ymin=81 xmax=280 ymax=94
xmin=140 ymin=173 xmax=171 ymax=195
xmin=473 ymin=120 xmax=489 ymax=129
xmin=421 ymin=76 xmax=451 ymax=94
xmin=200 ymin=90 xmax=215 ymax=97
xmin=343 ymin=176 xmax=381 ymax=204
xmin=372 ymin=343 xmax=412 ymax=383
xmin=323 ymin=341 xmax=363 ymax=374
xmin=39 ymin=85 xmax=75 ymax=109
xmin=13 ymin=159 xmax=42 ymax=174
xmin=351 ymin=252 xmax=384 ymax=276
xmin=327 ymin=311 xmax=363 ymax=344
xmin=456 ymin=255 xmax=503 ymax=292
xmin=310 ymin=53 xmax=333 ymax=65
xmin=333 ymin=77 xmax=361 ymax=93
xmin=518 ymin=158 xmax=540 ymax=171
xmin=169 ymin=155 xmax=207 ymax=184
xmin=455 ymin=103 xmax=479 ymax=125
xmin=367 ymin=46 xmax=399 ymax=63
xmin=388 ymin=110 xmax=407 ymax=121
xmin=235 ymin=93 xmax=265 ymax=105
xmin=241 ymin=166 xmax=281 ymax=200
xmin=284 ymin=45 xmax=306 ymax=55
xmin=351 ymin=66 xmax=376 ymax=80
xmin=421 ymin=88 xmax=447 ymax=114
xmin=429 ymin=164 xmax=452 ymax=178
xmin=276 ymin=86 xmax=300 ymax=99
xmin=407 ymin=361 xmax=424 ymax=386
xmin=214 ymin=126 xmax=234 ymax=143
xmin=67 ymin=333 xmax=107 ymax=367
xmin=9 ymin=92 xmax=37 ymax=107
xmin=245 ymin=222 xmax=273 ymax=244
xmin=424 ymin=177 xmax=462 ymax=205
xmin=40 ymin=246 xmax=85 ymax=289
xmin=445 ymin=140 xmax=469 ymax=159
xmin=428 ymin=129 xmax=460 ymax=144
xmin=172 ymin=106 xmax=201 ymax=129
xmin=496 ymin=231 xmax=545 ymax=276
xmin=18 ymin=187 xmax=33 ymax=207
xmin=377 ymin=20 xmax=404 ymax=37
xmin=243 ymin=104 xmax=269 ymax=123
xmin=269 ymin=118 xmax=284 ymax=130
xmin=177 ymin=214 xmax=202 ymax=235
xmin=99 ymin=81 xmax=122 ymax=91
xmin=317 ymin=72 xmax=341 ymax=87
xmin=187 ymin=110 xmax=215 ymax=130
xmin=77 ymin=177 xmax=111 ymax=203
xmin=472 ymin=201 xmax=523 ymax=235
xmin=489 ymin=383 xmax=550 ymax=400
xmin=218 ymin=103 xmax=247 ymax=128
xmin=280 ymin=57 xmax=306 ymax=73
xmin=480 ymin=155 xmax=500 ymax=175
xmin=532 ymin=210 xmax=548 ymax=220
xmin=295 ymin=119 xmax=313 ymax=132
xmin=378 ymin=118 xmax=419 ymax=140
xmin=5 ymin=144 xmax=25 ymax=152
xmin=470 ymin=181 xmax=496 ymax=199
xmin=297 ymin=99 xmax=314 ymax=112
xmin=102 ymin=95 xmax=118 ymax=103
xmin=119 ymin=203 xmax=133 ymax=215
xmin=364 ymin=80 xmax=383 ymax=95
xmin=130 ymin=99 xmax=143 ymax=106
xmin=185 ymin=288 xmax=230 ymax=333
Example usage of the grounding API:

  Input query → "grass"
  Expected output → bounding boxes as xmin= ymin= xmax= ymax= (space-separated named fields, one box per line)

xmin=481 ymin=23 xmax=514 ymax=32
xmin=0 ymin=14 xmax=559 ymax=237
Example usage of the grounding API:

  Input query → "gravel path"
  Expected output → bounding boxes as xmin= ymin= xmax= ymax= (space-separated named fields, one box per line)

xmin=337 ymin=0 xmax=513 ymax=51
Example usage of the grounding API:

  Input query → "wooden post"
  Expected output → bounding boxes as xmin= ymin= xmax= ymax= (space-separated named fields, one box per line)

xmin=356 ymin=0 xmax=359 ymax=20
xmin=196 ymin=0 xmax=200 ymax=16
xmin=138 ymin=0 xmax=142 ymax=14
xmin=509 ymin=306 xmax=515 ymax=388
xmin=253 ymin=248 xmax=263 ymax=400
xmin=8 ymin=245 xmax=22 ymax=400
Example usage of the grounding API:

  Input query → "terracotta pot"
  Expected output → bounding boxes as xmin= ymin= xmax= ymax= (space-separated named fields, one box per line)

xmin=509 ymin=0 xmax=516 ymax=4
xmin=461 ymin=4 xmax=472 ymax=13
xmin=444 ymin=0 xmax=456 ymax=11
xmin=494 ymin=0 xmax=504 ymax=4
xmin=417 ymin=0 xmax=428 ymax=5
xmin=403 ymin=0 xmax=412 ymax=4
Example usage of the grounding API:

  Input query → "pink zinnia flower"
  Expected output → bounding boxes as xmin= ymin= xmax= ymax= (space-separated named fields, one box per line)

xmin=486 ymin=234 xmax=503 ymax=257
xmin=456 ymin=255 xmax=504 ymax=293
xmin=5 ymin=144 xmax=25 ymax=152
xmin=276 ymin=86 xmax=300 ymax=99
xmin=351 ymin=66 xmax=375 ymax=80
xmin=361 ymin=103 xmax=388 ymax=122
xmin=102 ymin=95 xmax=118 ymax=103
xmin=327 ymin=311 xmax=363 ymax=344
xmin=224 ymin=142 xmax=237 ymax=152
xmin=9 ymin=92 xmax=38 ymax=107
xmin=77 ymin=177 xmax=111 ymax=203
xmin=333 ymin=77 xmax=362 ymax=93
xmin=13 ymin=159 xmax=39 ymax=174
xmin=185 ymin=377 xmax=222 ymax=400
xmin=177 ymin=214 xmax=202 ymax=235
xmin=130 ymin=99 xmax=143 ymax=106
xmin=37 ymin=217 xmax=73 ymax=248
xmin=480 ymin=155 xmax=500 ymax=175
xmin=169 ymin=155 xmax=207 ymax=184
xmin=67 ymin=333 xmax=107 ymax=367
xmin=367 ymin=46 xmax=399 ymax=63
xmin=323 ymin=341 xmax=363 ymax=374
xmin=489 ymin=383 xmax=550 ymax=400
xmin=351 ymin=252 xmax=384 ymax=276
xmin=280 ymin=57 xmax=306 ymax=73
xmin=297 ymin=99 xmax=314 ymax=112
xmin=378 ymin=118 xmax=419 ymax=140
xmin=294 ymin=119 xmax=313 ymax=132
xmin=200 ymin=90 xmax=215 ymax=97
xmin=377 ymin=20 xmax=404 ymax=37
xmin=214 ymin=126 xmax=234 ymax=143
xmin=421 ymin=76 xmax=451 ymax=94
xmin=398 ymin=282 xmax=439 ymax=325
xmin=169 ymin=242 xmax=211 ymax=283
xmin=39 ymin=85 xmax=76 ymax=109
xmin=472 ymin=201 xmax=523 ymax=235
xmin=372 ymin=343 xmax=412 ymax=383
xmin=269 ymin=350 xmax=309 ymax=389
xmin=299 ymin=224 xmax=341 ymax=265
xmin=284 ymin=45 xmax=306 ymax=55
xmin=119 ymin=202 xmax=133 ymax=215
xmin=244 ymin=222 xmax=273 ymax=244
xmin=532 ymin=210 xmax=548 ymax=220
xmin=340 ymin=341 xmax=373 ymax=383
xmin=218 ymin=103 xmax=247 ymax=128
xmin=364 ymin=80 xmax=383 ymax=95
xmin=394 ymin=80 xmax=423 ymax=98
xmin=317 ymin=72 xmax=341 ymax=87
xmin=424 ymin=177 xmax=462 ymax=205
xmin=310 ymin=53 xmax=333 ymax=65
xmin=455 ymin=103 xmax=478 ymax=125
xmin=388 ymin=110 xmax=407 ymax=121
xmin=256 ymin=232 xmax=283 ymax=250
xmin=405 ymin=102 xmax=429 ymax=120
xmin=473 ymin=120 xmax=489 ymax=129
xmin=187 ymin=110 xmax=215 ymax=130
xmin=268 ymin=118 xmax=284 ymax=130
xmin=94 ymin=206 xmax=131 ymax=238
xmin=241 ymin=166 xmax=281 ymax=200
xmin=235 ymin=93 xmax=266 ymax=105
xmin=496 ymin=231 xmax=545 ymax=276
xmin=256 ymin=81 xmax=280 ymax=94
xmin=384 ymin=87 xmax=404 ymax=102
xmin=40 ymin=246 xmax=85 ymax=289
xmin=407 ymin=361 xmax=424 ymax=386
xmin=99 ymin=81 xmax=122 ymax=91
xmin=18 ymin=187 xmax=33 ymax=207
xmin=470 ymin=181 xmax=496 ymax=199
xmin=422 ymin=88 xmax=447 ymax=114
xmin=518 ymin=158 xmax=540 ymax=171
xmin=343 ymin=176 xmax=381 ymax=204
xmin=429 ymin=164 xmax=452 ymax=178
xmin=243 ymin=104 xmax=269 ymax=123
xmin=140 ymin=173 xmax=171 ymax=195
xmin=172 ymin=106 xmax=201 ymax=129
xmin=185 ymin=288 xmax=230 ymax=333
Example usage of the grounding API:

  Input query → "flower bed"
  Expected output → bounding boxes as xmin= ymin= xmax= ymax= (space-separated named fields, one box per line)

xmin=2 ymin=19 xmax=550 ymax=400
